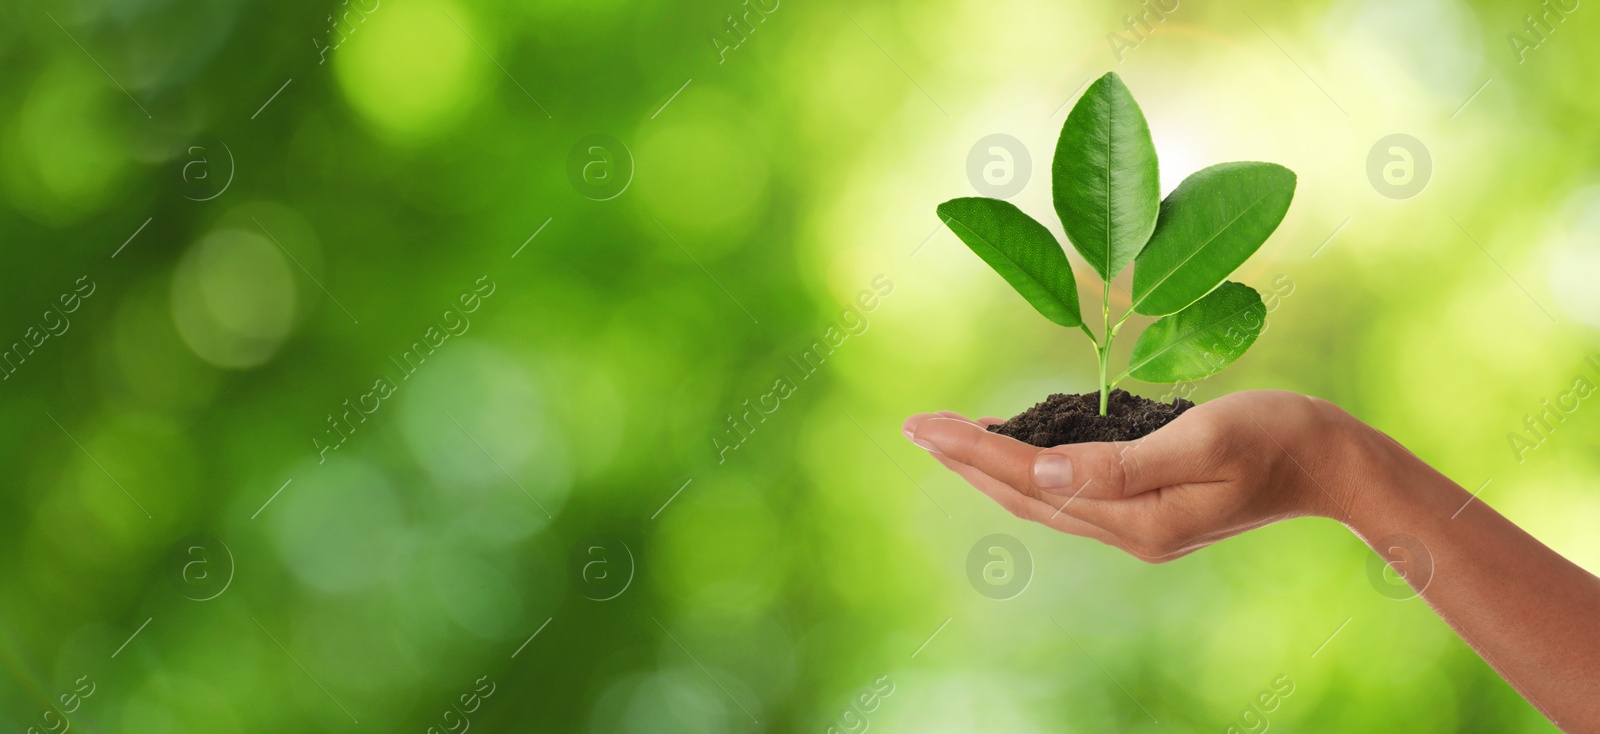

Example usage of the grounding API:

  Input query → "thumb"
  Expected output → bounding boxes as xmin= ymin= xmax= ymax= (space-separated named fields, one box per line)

xmin=1030 ymin=415 xmax=1223 ymax=499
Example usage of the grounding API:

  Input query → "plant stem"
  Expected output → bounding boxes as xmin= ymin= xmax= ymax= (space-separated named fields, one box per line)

xmin=1098 ymin=277 xmax=1112 ymax=416
xmin=1100 ymin=301 xmax=1136 ymax=406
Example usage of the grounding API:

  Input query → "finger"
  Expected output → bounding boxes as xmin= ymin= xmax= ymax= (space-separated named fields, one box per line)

xmin=930 ymin=453 xmax=1124 ymax=546
xmin=935 ymin=411 xmax=1006 ymax=429
xmin=1031 ymin=411 xmax=1227 ymax=499
xmin=902 ymin=413 xmax=943 ymax=450
xmin=929 ymin=453 xmax=1042 ymax=520
xmin=913 ymin=418 xmax=1148 ymax=504
xmin=912 ymin=418 xmax=1051 ymax=497
xmin=903 ymin=411 xmax=990 ymax=449
xmin=936 ymin=409 xmax=1226 ymax=501
xmin=922 ymin=430 xmax=1199 ymax=560
xmin=1049 ymin=487 xmax=1237 ymax=563
xmin=938 ymin=411 xmax=1007 ymax=429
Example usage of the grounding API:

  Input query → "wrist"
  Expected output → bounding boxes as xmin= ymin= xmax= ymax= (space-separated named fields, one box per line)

xmin=1330 ymin=419 xmax=1467 ymax=542
xmin=1286 ymin=399 xmax=1438 ymax=525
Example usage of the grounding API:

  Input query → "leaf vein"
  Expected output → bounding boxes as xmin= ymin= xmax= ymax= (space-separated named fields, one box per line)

xmin=948 ymin=216 xmax=1074 ymax=320
xmin=1125 ymin=296 xmax=1264 ymax=376
xmin=1104 ymin=96 xmax=1113 ymax=277
xmin=1132 ymin=190 xmax=1278 ymax=312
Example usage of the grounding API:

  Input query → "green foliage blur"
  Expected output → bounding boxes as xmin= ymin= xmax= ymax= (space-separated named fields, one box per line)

xmin=0 ymin=0 xmax=1595 ymax=731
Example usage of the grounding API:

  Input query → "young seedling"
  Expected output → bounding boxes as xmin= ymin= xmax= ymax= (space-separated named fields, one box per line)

xmin=938 ymin=72 xmax=1296 ymax=417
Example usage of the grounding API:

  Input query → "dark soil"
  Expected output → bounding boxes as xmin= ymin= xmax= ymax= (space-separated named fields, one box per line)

xmin=987 ymin=389 xmax=1194 ymax=447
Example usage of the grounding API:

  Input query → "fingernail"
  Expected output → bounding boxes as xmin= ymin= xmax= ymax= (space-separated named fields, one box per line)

xmin=902 ymin=414 xmax=934 ymax=443
xmin=1032 ymin=454 xmax=1074 ymax=491
xmin=912 ymin=438 xmax=941 ymax=454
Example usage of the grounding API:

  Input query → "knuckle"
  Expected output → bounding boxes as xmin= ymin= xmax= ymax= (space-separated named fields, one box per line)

xmin=998 ymin=493 xmax=1036 ymax=521
xmin=1144 ymin=552 xmax=1181 ymax=565
xmin=1125 ymin=515 xmax=1183 ymax=561
xmin=1302 ymin=393 xmax=1340 ymax=419
xmin=1126 ymin=539 xmax=1167 ymax=563
xmin=1112 ymin=444 xmax=1144 ymax=495
xmin=1150 ymin=526 xmax=1184 ymax=556
xmin=1127 ymin=539 xmax=1181 ymax=564
xmin=931 ymin=431 xmax=976 ymax=464
xmin=1081 ymin=446 xmax=1130 ymax=497
xmin=1184 ymin=414 xmax=1230 ymax=456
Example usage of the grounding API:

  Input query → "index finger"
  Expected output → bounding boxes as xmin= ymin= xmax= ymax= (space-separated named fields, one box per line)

xmin=910 ymin=418 xmax=1104 ymax=501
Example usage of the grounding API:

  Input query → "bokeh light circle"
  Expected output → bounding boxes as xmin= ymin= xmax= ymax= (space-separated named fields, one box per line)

xmin=170 ymin=227 xmax=297 ymax=368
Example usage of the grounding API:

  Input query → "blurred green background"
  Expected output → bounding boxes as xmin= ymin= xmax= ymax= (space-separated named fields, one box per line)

xmin=1 ymin=0 xmax=1596 ymax=730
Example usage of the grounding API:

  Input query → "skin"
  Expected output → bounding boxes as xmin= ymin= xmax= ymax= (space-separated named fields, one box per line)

xmin=904 ymin=390 xmax=1600 ymax=731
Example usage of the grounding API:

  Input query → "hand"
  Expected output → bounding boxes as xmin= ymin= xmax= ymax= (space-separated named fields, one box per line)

xmin=910 ymin=391 xmax=1600 ymax=730
xmin=903 ymin=390 xmax=1377 ymax=562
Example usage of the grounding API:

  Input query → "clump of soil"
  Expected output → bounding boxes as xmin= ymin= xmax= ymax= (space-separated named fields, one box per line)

xmin=987 ymin=389 xmax=1194 ymax=447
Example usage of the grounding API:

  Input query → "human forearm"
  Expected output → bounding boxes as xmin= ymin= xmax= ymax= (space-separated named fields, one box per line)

xmin=907 ymin=391 xmax=1600 ymax=728
xmin=1340 ymin=428 xmax=1600 ymax=731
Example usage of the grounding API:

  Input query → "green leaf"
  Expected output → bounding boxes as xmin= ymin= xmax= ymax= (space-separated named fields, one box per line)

xmin=1052 ymin=72 xmax=1161 ymax=282
xmin=1131 ymin=162 xmax=1296 ymax=316
xmin=937 ymin=197 xmax=1083 ymax=328
xmin=1125 ymin=281 xmax=1265 ymax=383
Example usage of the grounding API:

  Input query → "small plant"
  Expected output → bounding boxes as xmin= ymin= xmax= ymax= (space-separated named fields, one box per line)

xmin=938 ymin=72 xmax=1296 ymax=416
